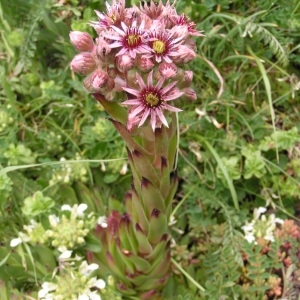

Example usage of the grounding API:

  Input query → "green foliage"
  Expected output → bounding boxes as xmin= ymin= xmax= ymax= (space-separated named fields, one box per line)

xmin=0 ymin=0 xmax=299 ymax=299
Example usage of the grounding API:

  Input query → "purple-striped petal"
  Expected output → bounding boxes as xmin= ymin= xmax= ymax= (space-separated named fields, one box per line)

xmin=161 ymin=81 xmax=177 ymax=95
xmin=138 ymin=108 xmax=150 ymax=127
xmin=161 ymin=103 xmax=182 ymax=112
xmin=136 ymin=73 xmax=146 ymax=89
xmin=150 ymin=109 xmax=157 ymax=131
xmin=156 ymin=108 xmax=169 ymax=127
xmin=163 ymin=91 xmax=184 ymax=101
xmin=123 ymin=87 xmax=141 ymax=97
xmin=122 ymin=99 xmax=142 ymax=105
xmin=130 ymin=105 xmax=145 ymax=118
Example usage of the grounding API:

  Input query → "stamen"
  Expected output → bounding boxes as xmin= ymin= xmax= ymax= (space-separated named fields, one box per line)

xmin=126 ymin=34 xmax=141 ymax=47
xmin=145 ymin=92 xmax=160 ymax=107
xmin=153 ymin=40 xmax=166 ymax=54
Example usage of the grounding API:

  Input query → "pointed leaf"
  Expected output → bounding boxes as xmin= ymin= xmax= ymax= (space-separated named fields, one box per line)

xmin=93 ymin=93 xmax=127 ymax=124
xmin=131 ymin=188 xmax=149 ymax=233
xmin=134 ymin=224 xmax=153 ymax=255
xmin=146 ymin=234 xmax=169 ymax=261
xmin=110 ymin=119 xmax=150 ymax=155
xmin=160 ymin=156 xmax=171 ymax=199
xmin=141 ymin=177 xmax=166 ymax=218
xmin=123 ymin=252 xmax=151 ymax=273
xmin=132 ymin=150 xmax=160 ymax=188
xmin=147 ymin=209 xmax=168 ymax=244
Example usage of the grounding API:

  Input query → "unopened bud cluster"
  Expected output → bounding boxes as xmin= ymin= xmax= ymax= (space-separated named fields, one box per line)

xmin=49 ymin=153 xmax=88 ymax=185
xmin=39 ymin=130 xmax=63 ymax=153
xmin=70 ymin=0 xmax=204 ymax=131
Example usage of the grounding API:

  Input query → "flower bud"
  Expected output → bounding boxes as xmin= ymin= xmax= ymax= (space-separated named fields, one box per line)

xmin=183 ymin=71 xmax=193 ymax=87
xmin=182 ymin=87 xmax=197 ymax=101
xmin=96 ymin=37 xmax=111 ymax=59
xmin=116 ymin=54 xmax=135 ymax=72
xmin=172 ymin=45 xmax=196 ymax=64
xmin=70 ymin=53 xmax=96 ymax=75
xmin=158 ymin=62 xmax=177 ymax=79
xmin=83 ymin=69 xmax=109 ymax=92
xmin=137 ymin=57 xmax=154 ymax=72
xmin=70 ymin=31 xmax=94 ymax=52
xmin=101 ymin=77 xmax=115 ymax=93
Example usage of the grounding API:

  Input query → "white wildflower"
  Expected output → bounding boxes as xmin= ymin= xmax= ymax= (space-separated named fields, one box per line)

xmin=242 ymin=207 xmax=284 ymax=244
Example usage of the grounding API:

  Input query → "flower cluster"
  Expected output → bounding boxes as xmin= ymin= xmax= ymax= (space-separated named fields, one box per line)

xmin=49 ymin=153 xmax=88 ymax=186
xmin=38 ymin=253 xmax=106 ymax=300
xmin=10 ymin=204 xmax=101 ymax=250
xmin=70 ymin=0 xmax=203 ymax=131
xmin=242 ymin=207 xmax=284 ymax=244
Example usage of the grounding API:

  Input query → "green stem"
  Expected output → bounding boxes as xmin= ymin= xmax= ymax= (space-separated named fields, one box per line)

xmin=171 ymin=258 xmax=205 ymax=292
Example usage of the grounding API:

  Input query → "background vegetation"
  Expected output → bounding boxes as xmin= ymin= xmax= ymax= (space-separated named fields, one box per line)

xmin=0 ymin=0 xmax=299 ymax=299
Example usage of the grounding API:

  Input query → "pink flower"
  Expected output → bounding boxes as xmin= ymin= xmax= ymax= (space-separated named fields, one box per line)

xmin=106 ymin=21 xmax=151 ymax=59
xmin=143 ymin=31 xmax=183 ymax=63
xmin=172 ymin=14 xmax=205 ymax=37
xmin=91 ymin=0 xmax=126 ymax=32
xmin=172 ymin=45 xmax=196 ymax=64
xmin=122 ymin=71 xmax=183 ymax=131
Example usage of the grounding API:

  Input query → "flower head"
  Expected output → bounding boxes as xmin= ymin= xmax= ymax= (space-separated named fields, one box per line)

xmin=91 ymin=0 xmax=126 ymax=32
xmin=143 ymin=31 xmax=183 ymax=63
xmin=242 ymin=207 xmax=284 ymax=244
xmin=106 ymin=21 xmax=151 ymax=58
xmin=122 ymin=71 xmax=183 ymax=131
xmin=38 ymin=259 xmax=106 ymax=300
xmin=172 ymin=14 xmax=205 ymax=37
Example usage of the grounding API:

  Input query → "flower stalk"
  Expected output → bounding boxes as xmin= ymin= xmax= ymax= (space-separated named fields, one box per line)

xmin=70 ymin=0 xmax=203 ymax=298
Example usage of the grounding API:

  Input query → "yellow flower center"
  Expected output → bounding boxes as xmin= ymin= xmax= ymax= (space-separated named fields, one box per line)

xmin=145 ymin=92 xmax=160 ymax=107
xmin=126 ymin=34 xmax=140 ymax=47
xmin=110 ymin=14 xmax=116 ymax=22
xmin=153 ymin=40 xmax=166 ymax=54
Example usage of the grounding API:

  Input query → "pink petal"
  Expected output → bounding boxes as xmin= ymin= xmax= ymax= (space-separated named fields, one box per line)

xmin=116 ymin=47 xmax=127 ymax=56
xmin=136 ymin=73 xmax=146 ymax=89
xmin=138 ymin=108 xmax=150 ymax=127
xmin=130 ymin=105 xmax=145 ymax=118
xmin=104 ymin=35 xmax=122 ymax=41
xmin=161 ymin=103 xmax=182 ymax=112
xmin=161 ymin=81 xmax=178 ymax=95
xmin=155 ymin=77 xmax=165 ymax=90
xmin=155 ymin=56 xmax=162 ymax=63
xmin=129 ymin=49 xmax=137 ymax=58
xmin=122 ymin=99 xmax=142 ymax=105
xmin=150 ymin=109 xmax=157 ymax=131
xmin=123 ymin=87 xmax=141 ymax=97
xmin=109 ymin=41 xmax=123 ymax=48
xmin=163 ymin=91 xmax=184 ymax=101
xmin=163 ymin=56 xmax=172 ymax=64
xmin=156 ymin=108 xmax=169 ymax=127
xmin=121 ymin=22 xmax=128 ymax=32
xmin=147 ymin=70 xmax=154 ymax=87
xmin=111 ymin=25 xmax=126 ymax=36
